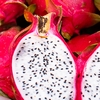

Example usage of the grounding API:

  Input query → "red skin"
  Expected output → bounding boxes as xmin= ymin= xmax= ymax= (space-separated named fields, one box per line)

xmin=27 ymin=0 xmax=47 ymax=15
xmin=0 ymin=0 xmax=26 ymax=25
xmin=0 ymin=27 xmax=22 ymax=99
xmin=67 ymin=31 xmax=100 ymax=54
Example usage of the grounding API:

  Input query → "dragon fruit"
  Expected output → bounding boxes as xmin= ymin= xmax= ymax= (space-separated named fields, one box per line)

xmin=26 ymin=0 xmax=47 ymax=15
xmin=0 ymin=0 xmax=27 ymax=25
xmin=76 ymin=42 xmax=100 ymax=100
xmin=0 ymin=26 xmax=21 ymax=99
xmin=27 ymin=0 xmax=100 ymax=40
xmin=67 ymin=31 xmax=100 ymax=55
xmin=45 ymin=0 xmax=100 ymax=39
xmin=10 ymin=13 xmax=77 ymax=100
xmin=60 ymin=0 xmax=100 ymax=39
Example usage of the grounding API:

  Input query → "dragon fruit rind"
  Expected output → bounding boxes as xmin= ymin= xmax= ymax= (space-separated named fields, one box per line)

xmin=10 ymin=13 xmax=77 ymax=100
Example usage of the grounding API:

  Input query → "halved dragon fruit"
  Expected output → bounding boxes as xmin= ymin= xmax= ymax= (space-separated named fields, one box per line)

xmin=11 ymin=13 xmax=77 ymax=100
xmin=77 ymin=43 xmax=100 ymax=100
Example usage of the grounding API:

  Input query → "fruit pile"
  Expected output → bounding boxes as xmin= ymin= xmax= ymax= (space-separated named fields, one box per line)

xmin=0 ymin=0 xmax=100 ymax=100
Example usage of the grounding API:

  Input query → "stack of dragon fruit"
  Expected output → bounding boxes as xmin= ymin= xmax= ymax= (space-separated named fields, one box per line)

xmin=0 ymin=0 xmax=100 ymax=100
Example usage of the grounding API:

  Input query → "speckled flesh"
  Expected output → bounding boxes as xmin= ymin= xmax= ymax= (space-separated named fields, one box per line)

xmin=81 ymin=46 xmax=100 ymax=100
xmin=12 ymin=29 xmax=76 ymax=100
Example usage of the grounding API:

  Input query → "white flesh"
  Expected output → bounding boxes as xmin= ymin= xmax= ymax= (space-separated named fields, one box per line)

xmin=82 ymin=46 xmax=100 ymax=100
xmin=12 ymin=31 xmax=76 ymax=100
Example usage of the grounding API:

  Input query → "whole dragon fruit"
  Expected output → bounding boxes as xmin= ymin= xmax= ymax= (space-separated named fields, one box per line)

xmin=0 ymin=0 xmax=27 ymax=26
xmin=0 ymin=26 xmax=21 ymax=99
xmin=26 ymin=0 xmax=46 ymax=15
xmin=10 ymin=13 xmax=77 ymax=100
xmin=67 ymin=31 xmax=100 ymax=55
xmin=26 ymin=0 xmax=100 ymax=40
xmin=59 ymin=0 xmax=100 ymax=39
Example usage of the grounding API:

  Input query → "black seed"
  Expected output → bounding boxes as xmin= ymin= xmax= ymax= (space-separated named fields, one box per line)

xmin=28 ymin=50 xmax=30 ymax=52
xmin=23 ymin=88 xmax=25 ymax=90
xmin=50 ymin=89 xmax=53 ymax=93
xmin=47 ymin=91 xmax=50 ymax=94
xmin=31 ymin=48 xmax=34 ymax=51
xmin=69 ymin=98 xmax=72 ymax=100
xmin=98 ymin=74 xmax=100 ymax=78
xmin=25 ymin=93 xmax=28 ymax=96
xmin=23 ymin=42 xmax=25 ymax=44
xmin=57 ymin=90 xmax=59 ymax=92
xmin=16 ymin=58 xmax=18 ymax=60
xmin=30 ymin=96 xmax=33 ymax=99
xmin=59 ymin=95 xmax=61 ymax=98
xmin=87 ymin=90 xmax=90 ymax=92
xmin=57 ymin=40 xmax=60 ymax=42
xmin=35 ymin=82 xmax=38 ymax=85
xmin=58 ymin=83 xmax=60 ymax=86
xmin=92 ymin=60 xmax=95 ymax=62
xmin=50 ymin=41 xmax=53 ymax=43
xmin=44 ymin=97 xmax=47 ymax=99
xmin=66 ymin=86 xmax=68 ymax=88
xmin=50 ymin=73 xmax=54 ymax=76
xmin=84 ymin=86 xmax=87 ymax=88
xmin=63 ymin=97 xmax=66 ymax=99
xmin=64 ymin=80 xmax=67 ymax=83
xmin=94 ymin=95 xmax=96 ymax=97
xmin=86 ymin=74 xmax=89 ymax=76
xmin=90 ymin=75 xmax=92 ymax=77
xmin=67 ymin=56 xmax=70 ymax=59
xmin=61 ymin=68 xmax=63 ymax=70
xmin=59 ymin=59 xmax=61 ymax=61
xmin=56 ymin=67 xmax=59 ymax=70
xmin=16 ymin=72 xmax=18 ymax=74
xmin=69 ymin=61 xmax=72 ymax=64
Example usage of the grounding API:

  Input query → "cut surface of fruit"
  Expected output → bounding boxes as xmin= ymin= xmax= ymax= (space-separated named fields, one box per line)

xmin=11 ymin=13 xmax=76 ymax=100
xmin=81 ymin=45 xmax=100 ymax=100
xmin=12 ymin=32 xmax=76 ymax=100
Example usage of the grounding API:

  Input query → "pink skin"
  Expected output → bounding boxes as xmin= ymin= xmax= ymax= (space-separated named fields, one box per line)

xmin=50 ymin=0 xmax=97 ymax=39
xmin=27 ymin=0 xmax=47 ymax=15
xmin=62 ymin=0 xmax=95 ymax=12
xmin=30 ymin=0 xmax=97 ymax=39
xmin=67 ymin=31 xmax=100 ymax=54
xmin=61 ymin=0 xmax=96 ymax=38
xmin=0 ymin=0 xmax=26 ymax=24
xmin=0 ymin=27 xmax=21 ymax=99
